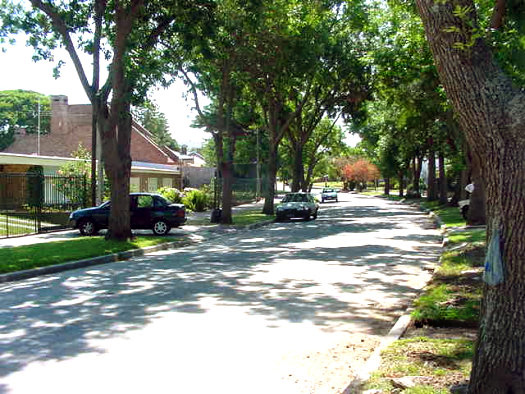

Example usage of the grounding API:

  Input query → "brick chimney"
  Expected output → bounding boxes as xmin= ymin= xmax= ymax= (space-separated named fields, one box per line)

xmin=50 ymin=95 xmax=69 ymax=135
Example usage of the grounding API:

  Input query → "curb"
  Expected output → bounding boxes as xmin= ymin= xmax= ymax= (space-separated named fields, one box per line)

xmin=343 ymin=314 xmax=413 ymax=393
xmin=0 ymin=238 xmax=195 ymax=284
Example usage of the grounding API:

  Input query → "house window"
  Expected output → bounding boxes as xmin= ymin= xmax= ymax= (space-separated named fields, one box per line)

xmin=148 ymin=177 xmax=158 ymax=192
xmin=130 ymin=177 xmax=140 ymax=192
xmin=163 ymin=178 xmax=173 ymax=188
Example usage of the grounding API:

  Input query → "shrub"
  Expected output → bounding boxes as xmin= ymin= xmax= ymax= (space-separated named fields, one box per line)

xmin=157 ymin=187 xmax=183 ymax=203
xmin=182 ymin=189 xmax=209 ymax=212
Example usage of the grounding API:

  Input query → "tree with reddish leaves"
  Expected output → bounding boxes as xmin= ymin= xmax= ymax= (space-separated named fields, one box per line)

xmin=342 ymin=158 xmax=379 ymax=191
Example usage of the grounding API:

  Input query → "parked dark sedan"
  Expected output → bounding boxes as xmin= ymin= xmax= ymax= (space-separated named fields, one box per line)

xmin=275 ymin=192 xmax=319 ymax=221
xmin=69 ymin=193 xmax=186 ymax=236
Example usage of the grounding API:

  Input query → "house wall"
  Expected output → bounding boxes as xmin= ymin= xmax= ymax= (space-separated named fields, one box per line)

xmin=183 ymin=166 xmax=215 ymax=188
xmin=129 ymin=173 xmax=182 ymax=193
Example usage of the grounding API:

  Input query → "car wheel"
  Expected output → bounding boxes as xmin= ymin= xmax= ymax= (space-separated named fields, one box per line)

xmin=313 ymin=209 xmax=318 ymax=219
xmin=79 ymin=219 xmax=97 ymax=236
xmin=152 ymin=220 xmax=171 ymax=235
xmin=321 ymin=198 xmax=325 ymax=203
xmin=335 ymin=197 xmax=338 ymax=202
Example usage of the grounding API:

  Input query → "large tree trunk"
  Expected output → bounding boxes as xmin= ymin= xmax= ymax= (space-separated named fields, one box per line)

xmin=398 ymin=171 xmax=404 ymax=198
xmin=411 ymin=156 xmax=420 ymax=196
xmin=100 ymin=98 xmax=132 ymax=241
xmin=263 ymin=145 xmax=278 ymax=215
xmin=304 ymin=156 xmax=316 ymax=193
xmin=427 ymin=148 xmax=437 ymax=201
xmin=220 ymin=161 xmax=234 ymax=224
xmin=417 ymin=0 xmax=525 ymax=391
xmin=291 ymin=142 xmax=304 ymax=192
xmin=467 ymin=152 xmax=486 ymax=226
xmin=384 ymin=177 xmax=390 ymax=196
xmin=449 ymin=171 xmax=462 ymax=207
xmin=438 ymin=151 xmax=448 ymax=205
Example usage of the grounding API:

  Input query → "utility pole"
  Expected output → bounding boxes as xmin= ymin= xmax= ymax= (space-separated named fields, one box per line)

xmin=91 ymin=103 xmax=97 ymax=206
xmin=37 ymin=99 xmax=41 ymax=155
xmin=96 ymin=124 xmax=104 ymax=205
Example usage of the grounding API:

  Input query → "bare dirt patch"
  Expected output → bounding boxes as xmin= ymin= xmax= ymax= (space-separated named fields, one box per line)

xmin=283 ymin=333 xmax=381 ymax=393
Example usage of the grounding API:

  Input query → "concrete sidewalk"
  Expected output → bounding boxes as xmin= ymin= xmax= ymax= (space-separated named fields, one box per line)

xmin=0 ymin=198 xmax=276 ymax=248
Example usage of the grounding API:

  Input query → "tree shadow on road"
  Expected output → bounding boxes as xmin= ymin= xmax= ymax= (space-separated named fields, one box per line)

xmin=0 ymin=200 xmax=441 ymax=379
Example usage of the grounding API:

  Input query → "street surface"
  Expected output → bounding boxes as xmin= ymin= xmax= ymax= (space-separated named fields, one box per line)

xmin=0 ymin=193 xmax=441 ymax=393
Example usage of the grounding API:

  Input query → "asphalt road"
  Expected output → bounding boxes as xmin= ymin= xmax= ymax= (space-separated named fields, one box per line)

xmin=0 ymin=192 xmax=441 ymax=394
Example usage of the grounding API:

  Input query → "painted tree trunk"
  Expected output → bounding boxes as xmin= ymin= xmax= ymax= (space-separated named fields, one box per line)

xmin=438 ymin=152 xmax=448 ymax=205
xmin=417 ymin=0 xmax=525 ymax=391
xmin=427 ymin=148 xmax=437 ymax=201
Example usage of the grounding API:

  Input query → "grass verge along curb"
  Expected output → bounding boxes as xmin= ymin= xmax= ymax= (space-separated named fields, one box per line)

xmin=0 ymin=238 xmax=194 ymax=284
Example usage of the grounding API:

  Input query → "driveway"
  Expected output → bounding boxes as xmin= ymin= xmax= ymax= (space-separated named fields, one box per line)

xmin=0 ymin=193 xmax=441 ymax=394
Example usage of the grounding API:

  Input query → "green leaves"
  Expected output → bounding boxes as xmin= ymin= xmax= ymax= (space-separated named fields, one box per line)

xmin=0 ymin=90 xmax=50 ymax=151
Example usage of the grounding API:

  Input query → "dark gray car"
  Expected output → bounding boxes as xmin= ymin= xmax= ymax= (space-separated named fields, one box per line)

xmin=275 ymin=192 xmax=319 ymax=221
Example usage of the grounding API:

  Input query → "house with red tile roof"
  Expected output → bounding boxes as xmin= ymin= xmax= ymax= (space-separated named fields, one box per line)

xmin=0 ymin=95 xmax=182 ymax=192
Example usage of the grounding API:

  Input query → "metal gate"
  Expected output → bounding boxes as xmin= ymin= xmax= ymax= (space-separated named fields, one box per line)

xmin=0 ymin=173 xmax=87 ymax=238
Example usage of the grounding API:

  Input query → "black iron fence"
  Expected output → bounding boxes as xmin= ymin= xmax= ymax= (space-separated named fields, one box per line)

xmin=0 ymin=173 xmax=88 ymax=238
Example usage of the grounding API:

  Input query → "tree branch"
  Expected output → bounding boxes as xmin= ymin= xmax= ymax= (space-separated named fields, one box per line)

xmin=179 ymin=67 xmax=207 ymax=121
xmin=30 ymin=0 xmax=92 ymax=99
xmin=490 ymin=0 xmax=506 ymax=29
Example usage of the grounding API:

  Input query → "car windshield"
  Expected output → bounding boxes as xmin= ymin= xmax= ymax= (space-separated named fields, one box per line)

xmin=323 ymin=188 xmax=335 ymax=193
xmin=282 ymin=194 xmax=308 ymax=203
xmin=99 ymin=201 xmax=110 ymax=208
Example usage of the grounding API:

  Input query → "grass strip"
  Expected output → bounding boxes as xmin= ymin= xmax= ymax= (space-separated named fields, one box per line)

xmin=312 ymin=181 xmax=344 ymax=188
xmin=411 ymin=225 xmax=485 ymax=327
xmin=232 ymin=209 xmax=275 ymax=226
xmin=187 ymin=209 xmax=274 ymax=226
xmin=0 ymin=236 xmax=176 ymax=274
xmin=420 ymin=201 xmax=466 ymax=228
xmin=364 ymin=337 xmax=474 ymax=393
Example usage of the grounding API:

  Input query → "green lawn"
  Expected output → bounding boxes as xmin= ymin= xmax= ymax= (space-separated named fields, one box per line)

xmin=420 ymin=201 xmax=466 ymax=228
xmin=364 ymin=337 xmax=474 ymax=393
xmin=312 ymin=181 xmax=344 ymax=188
xmin=232 ymin=209 xmax=275 ymax=226
xmin=411 ymin=219 xmax=485 ymax=327
xmin=187 ymin=209 xmax=274 ymax=226
xmin=0 ymin=236 xmax=181 ymax=274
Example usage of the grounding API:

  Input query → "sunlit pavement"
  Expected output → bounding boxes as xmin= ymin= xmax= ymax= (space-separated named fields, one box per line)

xmin=0 ymin=193 xmax=441 ymax=394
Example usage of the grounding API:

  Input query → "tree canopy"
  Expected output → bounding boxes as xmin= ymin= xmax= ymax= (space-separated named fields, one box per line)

xmin=0 ymin=90 xmax=50 ymax=151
